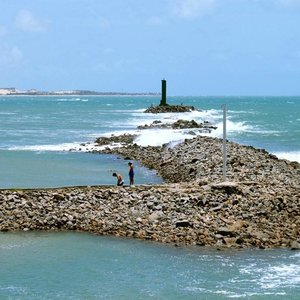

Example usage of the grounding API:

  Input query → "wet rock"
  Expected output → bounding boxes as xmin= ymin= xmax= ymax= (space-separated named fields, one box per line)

xmin=95 ymin=134 xmax=137 ymax=146
xmin=290 ymin=241 xmax=300 ymax=250
xmin=137 ymin=119 xmax=217 ymax=132
xmin=144 ymin=105 xmax=197 ymax=113
xmin=175 ymin=220 xmax=193 ymax=228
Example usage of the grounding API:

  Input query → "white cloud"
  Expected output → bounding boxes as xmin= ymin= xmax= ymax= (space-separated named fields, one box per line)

xmin=171 ymin=0 xmax=216 ymax=19
xmin=15 ymin=9 xmax=47 ymax=32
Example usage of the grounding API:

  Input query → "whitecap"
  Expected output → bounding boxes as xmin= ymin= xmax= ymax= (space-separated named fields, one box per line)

xmin=0 ymin=112 xmax=16 ymax=115
xmin=259 ymin=264 xmax=300 ymax=289
xmin=0 ymin=286 xmax=27 ymax=293
xmin=56 ymin=98 xmax=88 ymax=102
xmin=273 ymin=151 xmax=300 ymax=163
xmin=210 ymin=120 xmax=255 ymax=138
xmin=127 ymin=109 xmax=221 ymax=138
xmin=8 ymin=142 xmax=92 ymax=152
xmin=134 ymin=129 xmax=197 ymax=147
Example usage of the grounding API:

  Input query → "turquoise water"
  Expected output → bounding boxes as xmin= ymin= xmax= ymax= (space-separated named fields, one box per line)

xmin=0 ymin=232 xmax=299 ymax=299
xmin=0 ymin=151 xmax=161 ymax=188
xmin=0 ymin=95 xmax=299 ymax=187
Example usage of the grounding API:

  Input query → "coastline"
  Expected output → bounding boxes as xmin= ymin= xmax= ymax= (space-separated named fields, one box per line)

xmin=0 ymin=88 xmax=160 ymax=96
xmin=1 ymin=135 xmax=299 ymax=250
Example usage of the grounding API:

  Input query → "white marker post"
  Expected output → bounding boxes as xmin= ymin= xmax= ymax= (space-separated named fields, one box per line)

xmin=222 ymin=104 xmax=227 ymax=182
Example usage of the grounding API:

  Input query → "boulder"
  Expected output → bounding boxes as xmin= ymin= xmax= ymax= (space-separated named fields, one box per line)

xmin=144 ymin=105 xmax=197 ymax=113
xmin=290 ymin=241 xmax=300 ymax=250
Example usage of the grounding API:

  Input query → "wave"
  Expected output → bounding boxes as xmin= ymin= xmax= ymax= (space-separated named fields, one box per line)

xmin=0 ymin=112 xmax=17 ymax=115
xmin=130 ymin=109 xmax=222 ymax=130
xmin=134 ymin=129 xmax=197 ymax=147
xmin=8 ymin=138 xmax=300 ymax=165
xmin=210 ymin=120 xmax=255 ymax=138
xmin=8 ymin=143 xmax=90 ymax=152
xmin=259 ymin=263 xmax=300 ymax=289
xmin=273 ymin=151 xmax=300 ymax=163
xmin=4 ymin=104 xmax=298 ymax=161
xmin=56 ymin=98 xmax=88 ymax=102
xmin=5 ymin=120 xmax=258 ymax=152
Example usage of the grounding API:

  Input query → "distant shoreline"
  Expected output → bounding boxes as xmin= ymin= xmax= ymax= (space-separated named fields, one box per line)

xmin=0 ymin=93 xmax=160 ymax=96
xmin=0 ymin=88 xmax=160 ymax=97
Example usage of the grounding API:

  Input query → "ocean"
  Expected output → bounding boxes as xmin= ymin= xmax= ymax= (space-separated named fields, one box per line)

xmin=0 ymin=95 xmax=299 ymax=188
xmin=0 ymin=95 xmax=299 ymax=298
xmin=1 ymin=232 xmax=300 ymax=299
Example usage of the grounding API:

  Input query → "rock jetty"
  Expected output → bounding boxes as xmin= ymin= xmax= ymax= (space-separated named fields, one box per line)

xmin=1 ymin=135 xmax=299 ymax=250
xmin=97 ymin=135 xmax=299 ymax=184
xmin=94 ymin=134 xmax=137 ymax=146
xmin=137 ymin=119 xmax=216 ymax=132
xmin=144 ymin=104 xmax=196 ymax=113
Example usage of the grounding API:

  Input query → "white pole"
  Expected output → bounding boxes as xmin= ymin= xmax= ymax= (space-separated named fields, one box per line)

xmin=222 ymin=104 xmax=227 ymax=182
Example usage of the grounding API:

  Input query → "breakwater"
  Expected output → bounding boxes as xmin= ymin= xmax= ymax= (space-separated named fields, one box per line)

xmin=0 ymin=181 xmax=299 ymax=249
xmin=1 ymin=136 xmax=299 ymax=249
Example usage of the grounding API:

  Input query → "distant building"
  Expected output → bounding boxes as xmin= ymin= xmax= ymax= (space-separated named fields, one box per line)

xmin=54 ymin=90 xmax=76 ymax=95
xmin=0 ymin=88 xmax=16 ymax=95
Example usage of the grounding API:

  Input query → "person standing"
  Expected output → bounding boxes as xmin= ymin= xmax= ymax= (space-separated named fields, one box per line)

xmin=128 ymin=162 xmax=134 ymax=185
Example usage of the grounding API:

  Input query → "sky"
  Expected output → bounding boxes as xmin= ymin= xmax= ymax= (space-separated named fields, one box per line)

xmin=1 ymin=0 xmax=300 ymax=96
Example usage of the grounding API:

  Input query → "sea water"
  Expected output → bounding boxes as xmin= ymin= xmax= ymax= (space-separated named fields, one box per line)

xmin=0 ymin=231 xmax=299 ymax=299
xmin=0 ymin=95 xmax=299 ymax=188
xmin=0 ymin=95 xmax=299 ymax=298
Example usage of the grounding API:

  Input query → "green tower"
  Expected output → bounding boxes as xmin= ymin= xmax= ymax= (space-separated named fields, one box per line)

xmin=160 ymin=79 xmax=167 ymax=106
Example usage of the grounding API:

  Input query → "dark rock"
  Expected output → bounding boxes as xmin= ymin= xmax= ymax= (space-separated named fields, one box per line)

xmin=95 ymin=134 xmax=137 ymax=146
xmin=217 ymin=227 xmax=236 ymax=237
xmin=144 ymin=104 xmax=197 ymax=113
xmin=137 ymin=119 xmax=216 ymax=131
xmin=172 ymin=119 xmax=201 ymax=129
xmin=176 ymin=221 xmax=193 ymax=228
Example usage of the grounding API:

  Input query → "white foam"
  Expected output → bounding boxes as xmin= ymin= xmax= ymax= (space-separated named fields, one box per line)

xmin=0 ymin=112 xmax=16 ymax=115
xmin=0 ymin=286 xmax=27 ymax=293
xmin=7 ymin=118 xmax=255 ymax=151
xmin=259 ymin=264 xmax=300 ymax=289
xmin=134 ymin=129 xmax=197 ymax=147
xmin=7 ymin=140 xmax=127 ymax=153
xmin=210 ymin=120 xmax=254 ymax=138
xmin=274 ymin=151 xmax=300 ymax=163
xmin=8 ymin=142 xmax=92 ymax=152
xmin=56 ymin=98 xmax=88 ymax=102
xmin=131 ymin=109 xmax=221 ymax=128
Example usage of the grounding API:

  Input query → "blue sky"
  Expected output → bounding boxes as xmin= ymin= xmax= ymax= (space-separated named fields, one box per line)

xmin=1 ymin=0 xmax=300 ymax=95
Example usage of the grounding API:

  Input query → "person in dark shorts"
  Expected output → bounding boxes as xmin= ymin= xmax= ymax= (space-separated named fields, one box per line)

xmin=128 ymin=162 xmax=134 ymax=185
xmin=112 ymin=172 xmax=124 ymax=186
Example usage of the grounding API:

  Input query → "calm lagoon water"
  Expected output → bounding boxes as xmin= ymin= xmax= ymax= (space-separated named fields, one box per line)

xmin=0 ymin=231 xmax=300 ymax=299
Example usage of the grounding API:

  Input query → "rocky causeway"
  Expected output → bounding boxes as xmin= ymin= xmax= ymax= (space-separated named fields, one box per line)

xmin=1 ymin=111 xmax=300 ymax=249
